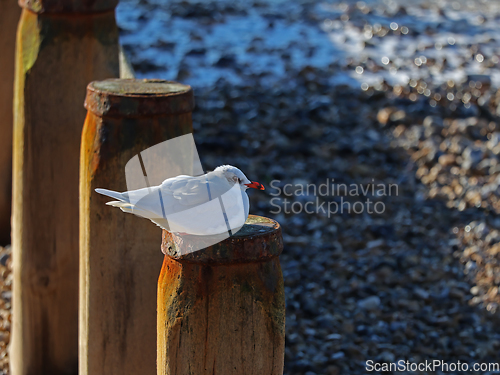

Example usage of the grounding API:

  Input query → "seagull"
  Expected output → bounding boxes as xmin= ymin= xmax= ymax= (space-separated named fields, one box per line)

xmin=95 ymin=165 xmax=264 ymax=236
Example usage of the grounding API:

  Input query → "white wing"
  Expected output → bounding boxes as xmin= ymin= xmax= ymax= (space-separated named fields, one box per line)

xmin=96 ymin=171 xmax=248 ymax=235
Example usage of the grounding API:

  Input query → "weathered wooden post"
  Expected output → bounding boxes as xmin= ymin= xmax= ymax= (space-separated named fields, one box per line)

xmin=0 ymin=0 xmax=21 ymax=245
xmin=80 ymin=78 xmax=195 ymax=375
xmin=11 ymin=2 xmax=120 ymax=374
xmin=158 ymin=215 xmax=286 ymax=375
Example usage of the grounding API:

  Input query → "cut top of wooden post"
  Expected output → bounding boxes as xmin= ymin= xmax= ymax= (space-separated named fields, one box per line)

xmin=84 ymin=79 xmax=195 ymax=117
xmin=162 ymin=215 xmax=284 ymax=265
xmin=18 ymin=0 xmax=118 ymax=13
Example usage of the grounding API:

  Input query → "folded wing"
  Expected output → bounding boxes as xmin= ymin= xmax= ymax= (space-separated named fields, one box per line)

xmin=95 ymin=173 xmax=244 ymax=235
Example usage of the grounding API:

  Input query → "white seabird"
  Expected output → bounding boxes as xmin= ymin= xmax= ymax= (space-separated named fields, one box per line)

xmin=95 ymin=165 xmax=264 ymax=236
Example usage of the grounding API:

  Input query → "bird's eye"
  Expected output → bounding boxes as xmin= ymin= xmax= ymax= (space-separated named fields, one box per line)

xmin=237 ymin=178 xmax=242 ymax=183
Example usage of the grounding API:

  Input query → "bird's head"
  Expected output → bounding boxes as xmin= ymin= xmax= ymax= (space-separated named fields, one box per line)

xmin=215 ymin=165 xmax=265 ymax=191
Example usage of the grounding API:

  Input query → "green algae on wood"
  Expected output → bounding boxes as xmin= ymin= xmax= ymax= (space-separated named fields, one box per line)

xmin=0 ymin=0 xmax=21 ymax=245
xmin=10 ymin=6 xmax=120 ymax=375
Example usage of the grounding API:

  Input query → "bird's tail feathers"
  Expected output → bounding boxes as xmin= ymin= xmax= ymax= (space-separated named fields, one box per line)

xmin=105 ymin=200 xmax=128 ymax=207
xmin=95 ymin=188 xmax=127 ymax=202
xmin=106 ymin=200 xmax=160 ymax=220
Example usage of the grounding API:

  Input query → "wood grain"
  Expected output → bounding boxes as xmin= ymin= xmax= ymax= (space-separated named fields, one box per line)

xmin=158 ymin=216 xmax=286 ymax=375
xmin=80 ymin=79 xmax=194 ymax=375
xmin=0 ymin=0 xmax=21 ymax=245
xmin=11 ymin=9 xmax=120 ymax=375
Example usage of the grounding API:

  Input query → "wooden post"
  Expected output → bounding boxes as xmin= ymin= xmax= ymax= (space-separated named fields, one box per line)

xmin=158 ymin=215 xmax=286 ymax=375
xmin=80 ymin=78 xmax=195 ymax=375
xmin=11 ymin=2 xmax=120 ymax=374
xmin=0 ymin=0 xmax=21 ymax=245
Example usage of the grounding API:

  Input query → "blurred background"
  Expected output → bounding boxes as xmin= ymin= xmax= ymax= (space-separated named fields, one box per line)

xmin=2 ymin=0 xmax=500 ymax=373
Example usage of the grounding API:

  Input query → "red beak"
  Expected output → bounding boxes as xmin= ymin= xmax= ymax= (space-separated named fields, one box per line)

xmin=245 ymin=181 xmax=265 ymax=190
